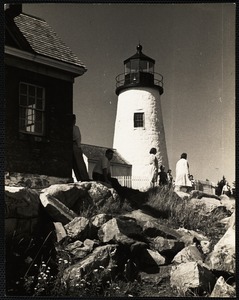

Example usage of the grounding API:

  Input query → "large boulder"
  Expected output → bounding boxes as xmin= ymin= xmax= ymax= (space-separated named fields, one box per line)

xmin=189 ymin=197 xmax=222 ymax=214
xmin=205 ymin=212 xmax=235 ymax=275
xmin=151 ymin=236 xmax=184 ymax=261
xmin=91 ymin=213 xmax=113 ymax=228
xmin=5 ymin=186 xmax=40 ymax=218
xmin=78 ymin=181 xmax=120 ymax=209
xmin=64 ymin=239 xmax=99 ymax=260
xmin=53 ymin=222 xmax=67 ymax=242
xmin=140 ymin=265 xmax=172 ymax=284
xmin=98 ymin=216 xmax=145 ymax=246
xmin=137 ymin=248 xmax=166 ymax=272
xmin=40 ymin=193 xmax=77 ymax=225
xmin=172 ymin=244 xmax=204 ymax=264
xmin=219 ymin=196 xmax=235 ymax=213
xmin=170 ymin=262 xmax=216 ymax=295
xmin=190 ymin=190 xmax=220 ymax=200
xmin=41 ymin=182 xmax=122 ymax=216
xmin=62 ymin=244 xmax=120 ymax=287
xmin=209 ymin=276 xmax=236 ymax=298
xmin=124 ymin=209 xmax=160 ymax=225
xmin=176 ymin=228 xmax=210 ymax=254
xmin=143 ymin=221 xmax=182 ymax=239
xmin=41 ymin=183 xmax=87 ymax=209
xmin=64 ymin=216 xmax=91 ymax=241
xmin=5 ymin=187 xmax=41 ymax=244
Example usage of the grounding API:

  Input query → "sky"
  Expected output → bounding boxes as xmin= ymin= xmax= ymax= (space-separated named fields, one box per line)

xmin=23 ymin=3 xmax=235 ymax=185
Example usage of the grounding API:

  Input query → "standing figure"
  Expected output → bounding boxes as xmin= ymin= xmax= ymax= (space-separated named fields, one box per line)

xmin=189 ymin=174 xmax=196 ymax=190
xmin=167 ymin=169 xmax=173 ymax=187
xmin=221 ymin=181 xmax=231 ymax=197
xmin=175 ymin=153 xmax=192 ymax=192
xmin=158 ymin=165 xmax=168 ymax=186
xmin=72 ymin=114 xmax=89 ymax=181
xmin=149 ymin=148 xmax=159 ymax=188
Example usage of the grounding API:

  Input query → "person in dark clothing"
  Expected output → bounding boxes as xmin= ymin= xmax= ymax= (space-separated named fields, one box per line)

xmin=158 ymin=165 xmax=168 ymax=186
xmin=167 ymin=169 xmax=173 ymax=187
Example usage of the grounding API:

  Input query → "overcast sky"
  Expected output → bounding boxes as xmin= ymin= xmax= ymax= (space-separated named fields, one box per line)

xmin=24 ymin=3 xmax=235 ymax=185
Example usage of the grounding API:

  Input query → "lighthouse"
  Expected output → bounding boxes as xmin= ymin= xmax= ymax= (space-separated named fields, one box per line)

xmin=113 ymin=44 xmax=169 ymax=184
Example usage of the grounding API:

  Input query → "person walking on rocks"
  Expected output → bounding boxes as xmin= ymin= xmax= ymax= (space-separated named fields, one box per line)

xmin=149 ymin=147 xmax=159 ymax=188
xmin=72 ymin=114 xmax=89 ymax=181
xmin=175 ymin=152 xmax=192 ymax=192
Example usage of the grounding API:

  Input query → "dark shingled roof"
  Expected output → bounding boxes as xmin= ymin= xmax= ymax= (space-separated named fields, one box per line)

xmin=81 ymin=144 xmax=131 ymax=167
xmin=6 ymin=11 xmax=86 ymax=70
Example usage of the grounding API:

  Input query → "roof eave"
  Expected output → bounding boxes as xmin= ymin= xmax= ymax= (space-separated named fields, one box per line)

xmin=5 ymin=45 xmax=87 ymax=77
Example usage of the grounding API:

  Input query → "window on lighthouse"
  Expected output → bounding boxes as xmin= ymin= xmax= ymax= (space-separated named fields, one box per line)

xmin=134 ymin=112 xmax=144 ymax=128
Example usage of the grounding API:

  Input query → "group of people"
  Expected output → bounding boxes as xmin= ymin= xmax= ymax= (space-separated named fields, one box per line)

xmin=149 ymin=148 xmax=194 ymax=192
xmin=73 ymin=114 xmax=194 ymax=193
xmin=148 ymin=147 xmax=173 ymax=187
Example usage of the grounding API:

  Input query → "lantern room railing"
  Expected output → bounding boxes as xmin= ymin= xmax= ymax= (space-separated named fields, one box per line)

xmin=115 ymin=71 xmax=163 ymax=89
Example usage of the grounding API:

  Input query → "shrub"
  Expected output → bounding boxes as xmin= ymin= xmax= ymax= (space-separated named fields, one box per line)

xmin=145 ymin=186 xmax=227 ymax=239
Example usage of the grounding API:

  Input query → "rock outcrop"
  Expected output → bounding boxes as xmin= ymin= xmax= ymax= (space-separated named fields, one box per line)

xmin=170 ymin=262 xmax=217 ymax=295
xmin=210 ymin=276 xmax=236 ymax=297
xmin=205 ymin=211 xmax=235 ymax=275
xmin=5 ymin=183 xmax=236 ymax=297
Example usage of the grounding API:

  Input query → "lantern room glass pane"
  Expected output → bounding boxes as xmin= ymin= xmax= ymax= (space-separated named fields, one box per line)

xmin=125 ymin=62 xmax=131 ymax=74
xmin=139 ymin=60 xmax=147 ymax=72
xmin=148 ymin=62 xmax=154 ymax=73
xmin=130 ymin=59 xmax=140 ymax=72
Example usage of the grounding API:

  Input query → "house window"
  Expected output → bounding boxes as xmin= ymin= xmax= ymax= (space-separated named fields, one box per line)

xmin=19 ymin=82 xmax=45 ymax=135
xmin=134 ymin=112 xmax=144 ymax=128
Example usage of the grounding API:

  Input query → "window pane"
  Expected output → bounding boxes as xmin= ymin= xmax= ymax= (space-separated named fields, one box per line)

xmin=35 ymin=121 xmax=42 ymax=133
xmin=29 ymin=85 xmax=35 ymax=97
xmin=28 ymin=97 xmax=36 ymax=106
xmin=20 ymin=83 xmax=27 ymax=94
xmin=130 ymin=59 xmax=139 ymax=72
xmin=134 ymin=113 xmax=144 ymax=128
xmin=35 ymin=110 xmax=42 ymax=122
xmin=19 ymin=83 xmax=45 ymax=135
xmin=149 ymin=62 xmax=154 ymax=73
xmin=36 ymin=98 xmax=43 ymax=110
xmin=19 ymin=107 xmax=26 ymax=118
xmin=26 ymin=108 xmax=34 ymax=126
xmin=139 ymin=60 xmax=147 ymax=72
xmin=19 ymin=118 xmax=25 ymax=130
xmin=19 ymin=95 xmax=27 ymax=106
xmin=37 ymin=87 xmax=43 ymax=98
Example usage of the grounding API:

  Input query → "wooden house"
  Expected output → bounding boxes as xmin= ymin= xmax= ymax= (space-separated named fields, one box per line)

xmin=5 ymin=4 xmax=87 ymax=186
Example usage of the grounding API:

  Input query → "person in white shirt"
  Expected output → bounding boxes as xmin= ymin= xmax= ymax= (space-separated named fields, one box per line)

xmin=149 ymin=147 xmax=158 ymax=188
xmin=72 ymin=114 xmax=89 ymax=181
xmin=175 ymin=153 xmax=192 ymax=192
xmin=92 ymin=149 xmax=123 ymax=194
xmin=221 ymin=181 xmax=231 ymax=197
xmin=92 ymin=149 xmax=114 ymax=184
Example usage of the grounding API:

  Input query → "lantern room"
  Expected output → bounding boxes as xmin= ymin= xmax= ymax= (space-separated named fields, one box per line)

xmin=116 ymin=44 xmax=163 ymax=95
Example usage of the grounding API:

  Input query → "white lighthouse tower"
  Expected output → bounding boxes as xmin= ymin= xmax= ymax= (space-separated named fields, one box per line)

xmin=113 ymin=44 xmax=168 ymax=186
